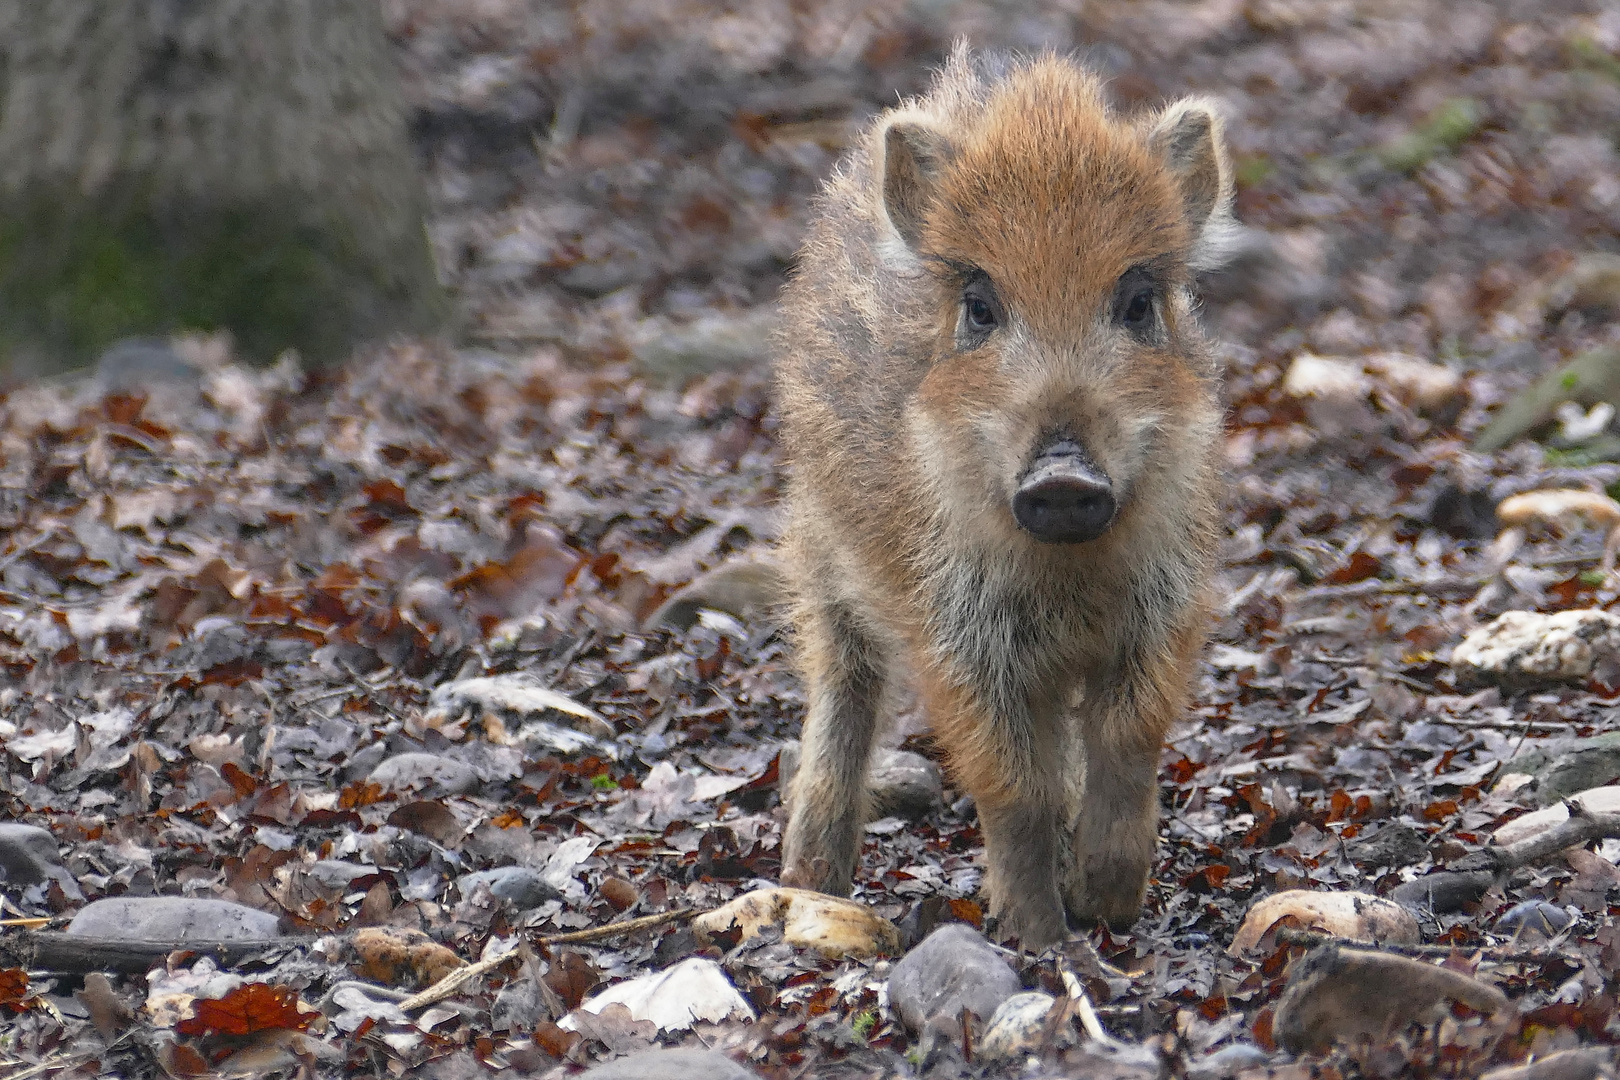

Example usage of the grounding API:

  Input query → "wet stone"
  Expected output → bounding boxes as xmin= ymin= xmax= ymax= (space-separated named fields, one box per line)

xmin=368 ymin=752 xmax=479 ymax=796
xmin=458 ymin=866 xmax=562 ymax=911
xmin=1495 ymin=900 xmax=1577 ymax=937
xmin=1501 ymin=735 xmax=1620 ymax=805
xmin=68 ymin=897 xmax=281 ymax=941
xmin=0 ymin=823 xmax=66 ymax=886
xmin=308 ymin=860 xmax=378 ymax=889
xmin=1187 ymin=1042 xmax=1273 ymax=1080
xmin=579 ymin=1048 xmax=758 ymax=1080
xmin=887 ymin=922 xmax=1020 ymax=1035
xmin=0 ymin=823 xmax=82 ymax=901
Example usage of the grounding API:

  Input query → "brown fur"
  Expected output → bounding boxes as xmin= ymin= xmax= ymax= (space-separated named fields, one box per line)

xmin=775 ymin=47 xmax=1234 ymax=948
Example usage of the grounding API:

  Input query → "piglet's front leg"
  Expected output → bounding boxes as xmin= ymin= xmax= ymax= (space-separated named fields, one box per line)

xmin=781 ymin=599 xmax=888 ymax=896
xmin=920 ymin=668 xmax=1071 ymax=950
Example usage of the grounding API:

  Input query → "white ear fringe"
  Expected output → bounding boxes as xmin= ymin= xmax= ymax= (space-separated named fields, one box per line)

xmin=1189 ymin=203 xmax=1241 ymax=273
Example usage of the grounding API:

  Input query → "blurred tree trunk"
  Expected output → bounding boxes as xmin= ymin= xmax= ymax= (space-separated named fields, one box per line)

xmin=0 ymin=0 xmax=448 ymax=378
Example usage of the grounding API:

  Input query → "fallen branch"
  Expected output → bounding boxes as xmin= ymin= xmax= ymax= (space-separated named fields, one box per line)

xmin=10 ymin=908 xmax=696 ymax=980
xmin=399 ymin=908 xmax=696 ymax=1013
xmin=1489 ymin=806 xmax=1620 ymax=870
xmin=1276 ymin=927 xmax=1574 ymax=965
xmin=8 ymin=934 xmax=316 ymax=975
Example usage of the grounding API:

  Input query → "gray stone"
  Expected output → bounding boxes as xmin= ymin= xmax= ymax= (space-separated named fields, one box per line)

xmin=779 ymin=743 xmax=944 ymax=822
xmin=1346 ymin=823 xmax=1427 ymax=868
xmin=1480 ymin=1048 xmax=1617 ymax=1080
xmin=1495 ymin=900 xmax=1577 ymax=937
xmin=647 ymin=555 xmax=787 ymax=632
xmin=1503 ymin=732 xmax=1620 ymax=805
xmin=68 ymin=897 xmax=281 ymax=941
xmin=0 ymin=823 xmax=67 ymax=886
xmin=1187 ymin=1042 xmax=1273 ymax=1080
xmin=308 ymin=860 xmax=377 ymax=888
xmin=867 ymin=750 xmax=945 ymax=819
xmin=887 ymin=923 xmax=1020 ymax=1035
xmin=0 ymin=824 xmax=82 ymax=901
xmin=458 ymin=866 xmax=561 ymax=911
xmin=368 ymin=752 xmax=479 ymax=796
xmin=978 ymin=991 xmax=1059 ymax=1061
xmin=579 ymin=1048 xmax=758 ymax=1080
xmin=491 ymin=975 xmax=544 ymax=1032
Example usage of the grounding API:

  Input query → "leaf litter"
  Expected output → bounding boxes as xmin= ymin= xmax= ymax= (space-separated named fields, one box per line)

xmin=8 ymin=0 xmax=1620 ymax=1076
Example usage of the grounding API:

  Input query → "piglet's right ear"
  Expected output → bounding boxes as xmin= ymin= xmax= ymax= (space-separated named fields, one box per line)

xmin=878 ymin=118 xmax=953 ymax=252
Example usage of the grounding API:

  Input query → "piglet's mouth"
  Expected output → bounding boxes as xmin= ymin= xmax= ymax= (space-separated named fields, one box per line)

xmin=1012 ymin=440 xmax=1116 ymax=544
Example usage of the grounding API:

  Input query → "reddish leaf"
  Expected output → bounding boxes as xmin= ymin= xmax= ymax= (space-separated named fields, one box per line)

xmin=946 ymin=898 xmax=983 ymax=928
xmin=1252 ymin=1007 xmax=1276 ymax=1052
xmin=1423 ymin=799 xmax=1459 ymax=822
xmin=1323 ymin=551 xmax=1383 ymax=585
xmin=221 ymin=762 xmax=258 ymax=799
xmin=542 ymin=951 xmax=600 ymax=1011
xmin=533 ymin=1020 xmax=582 ymax=1057
xmin=0 ymin=968 xmax=28 ymax=1004
xmin=176 ymin=983 xmax=313 ymax=1037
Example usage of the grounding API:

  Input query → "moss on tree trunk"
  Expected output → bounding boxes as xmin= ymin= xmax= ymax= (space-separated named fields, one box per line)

xmin=0 ymin=0 xmax=447 ymax=377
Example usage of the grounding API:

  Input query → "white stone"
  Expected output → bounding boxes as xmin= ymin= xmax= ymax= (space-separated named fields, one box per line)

xmin=1452 ymin=609 xmax=1620 ymax=683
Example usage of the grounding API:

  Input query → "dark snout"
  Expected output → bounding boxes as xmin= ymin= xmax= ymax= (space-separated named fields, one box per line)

xmin=1013 ymin=440 xmax=1116 ymax=544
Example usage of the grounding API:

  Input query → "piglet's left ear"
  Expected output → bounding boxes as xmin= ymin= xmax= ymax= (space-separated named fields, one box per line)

xmin=1148 ymin=98 xmax=1236 ymax=272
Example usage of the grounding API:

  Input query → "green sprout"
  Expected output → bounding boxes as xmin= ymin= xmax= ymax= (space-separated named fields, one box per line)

xmin=1378 ymin=98 xmax=1482 ymax=174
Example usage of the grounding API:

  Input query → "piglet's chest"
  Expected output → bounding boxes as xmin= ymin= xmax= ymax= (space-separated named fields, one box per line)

xmin=918 ymin=549 xmax=1121 ymax=688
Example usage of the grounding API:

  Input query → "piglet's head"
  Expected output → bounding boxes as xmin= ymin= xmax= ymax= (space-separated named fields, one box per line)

xmin=874 ymin=58 xmax=1234 ymax=546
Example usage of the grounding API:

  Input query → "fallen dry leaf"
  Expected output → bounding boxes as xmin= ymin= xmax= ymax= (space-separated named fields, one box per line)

xmin=693 ymin=886 xmax=900 ymax=959
xmin=351 ymin=927 xmax=466 ymax=989
xmin=1229 ymin=890 xmax=1419 ymax=957
xmin=175 ymin=983 xmax=316 ymax=1037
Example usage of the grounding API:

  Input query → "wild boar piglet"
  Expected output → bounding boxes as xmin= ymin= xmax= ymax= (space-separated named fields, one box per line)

xmin=775 ymin=47 xmax=1235 ymax=948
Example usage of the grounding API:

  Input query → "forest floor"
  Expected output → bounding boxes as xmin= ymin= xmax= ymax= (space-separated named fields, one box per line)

xmin=6 ymin=0 xmax=1620 ymax=1077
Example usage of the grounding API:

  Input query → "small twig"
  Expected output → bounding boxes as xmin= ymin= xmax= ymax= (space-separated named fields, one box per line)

xmin=0 ymin=1052 xmax=90 ymax=1080
xmin=1507 ymin=704 xmax=1538 ymax=766
xmin=399 ymin=909 xmax=695 ymax=1013
xmin=531 ymin=907 xmax=693 ymax=947
xmin=397 ymin=943 xmax=520 ymax=1013
xmin=0 ymin=535 xmax=44 ymax=574
xmin=1056 ymin=957 xmax=1120 ymax=1047
xmin=1275 ymin=927 xmax=1574 ymax=965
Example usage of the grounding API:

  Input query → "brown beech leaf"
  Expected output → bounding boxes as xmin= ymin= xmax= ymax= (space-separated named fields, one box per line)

xmin=0 ymin=968 xmax=28 ymax=1004
xmin=175 ymin=983 xmax=314 ymax=1037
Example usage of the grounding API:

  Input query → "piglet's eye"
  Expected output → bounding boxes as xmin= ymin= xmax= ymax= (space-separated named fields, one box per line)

xmin=1112 ymin=267 xmax=1159 ymax=335
xmin=965 ymin=294 xmax=997 ymax=330
xmin=1122 ymin=288 xmax=1152 ymax=328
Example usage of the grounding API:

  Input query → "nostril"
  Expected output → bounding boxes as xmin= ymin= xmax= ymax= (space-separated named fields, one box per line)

xmin=1013 ymin=455 xmax=1116 ymax=544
